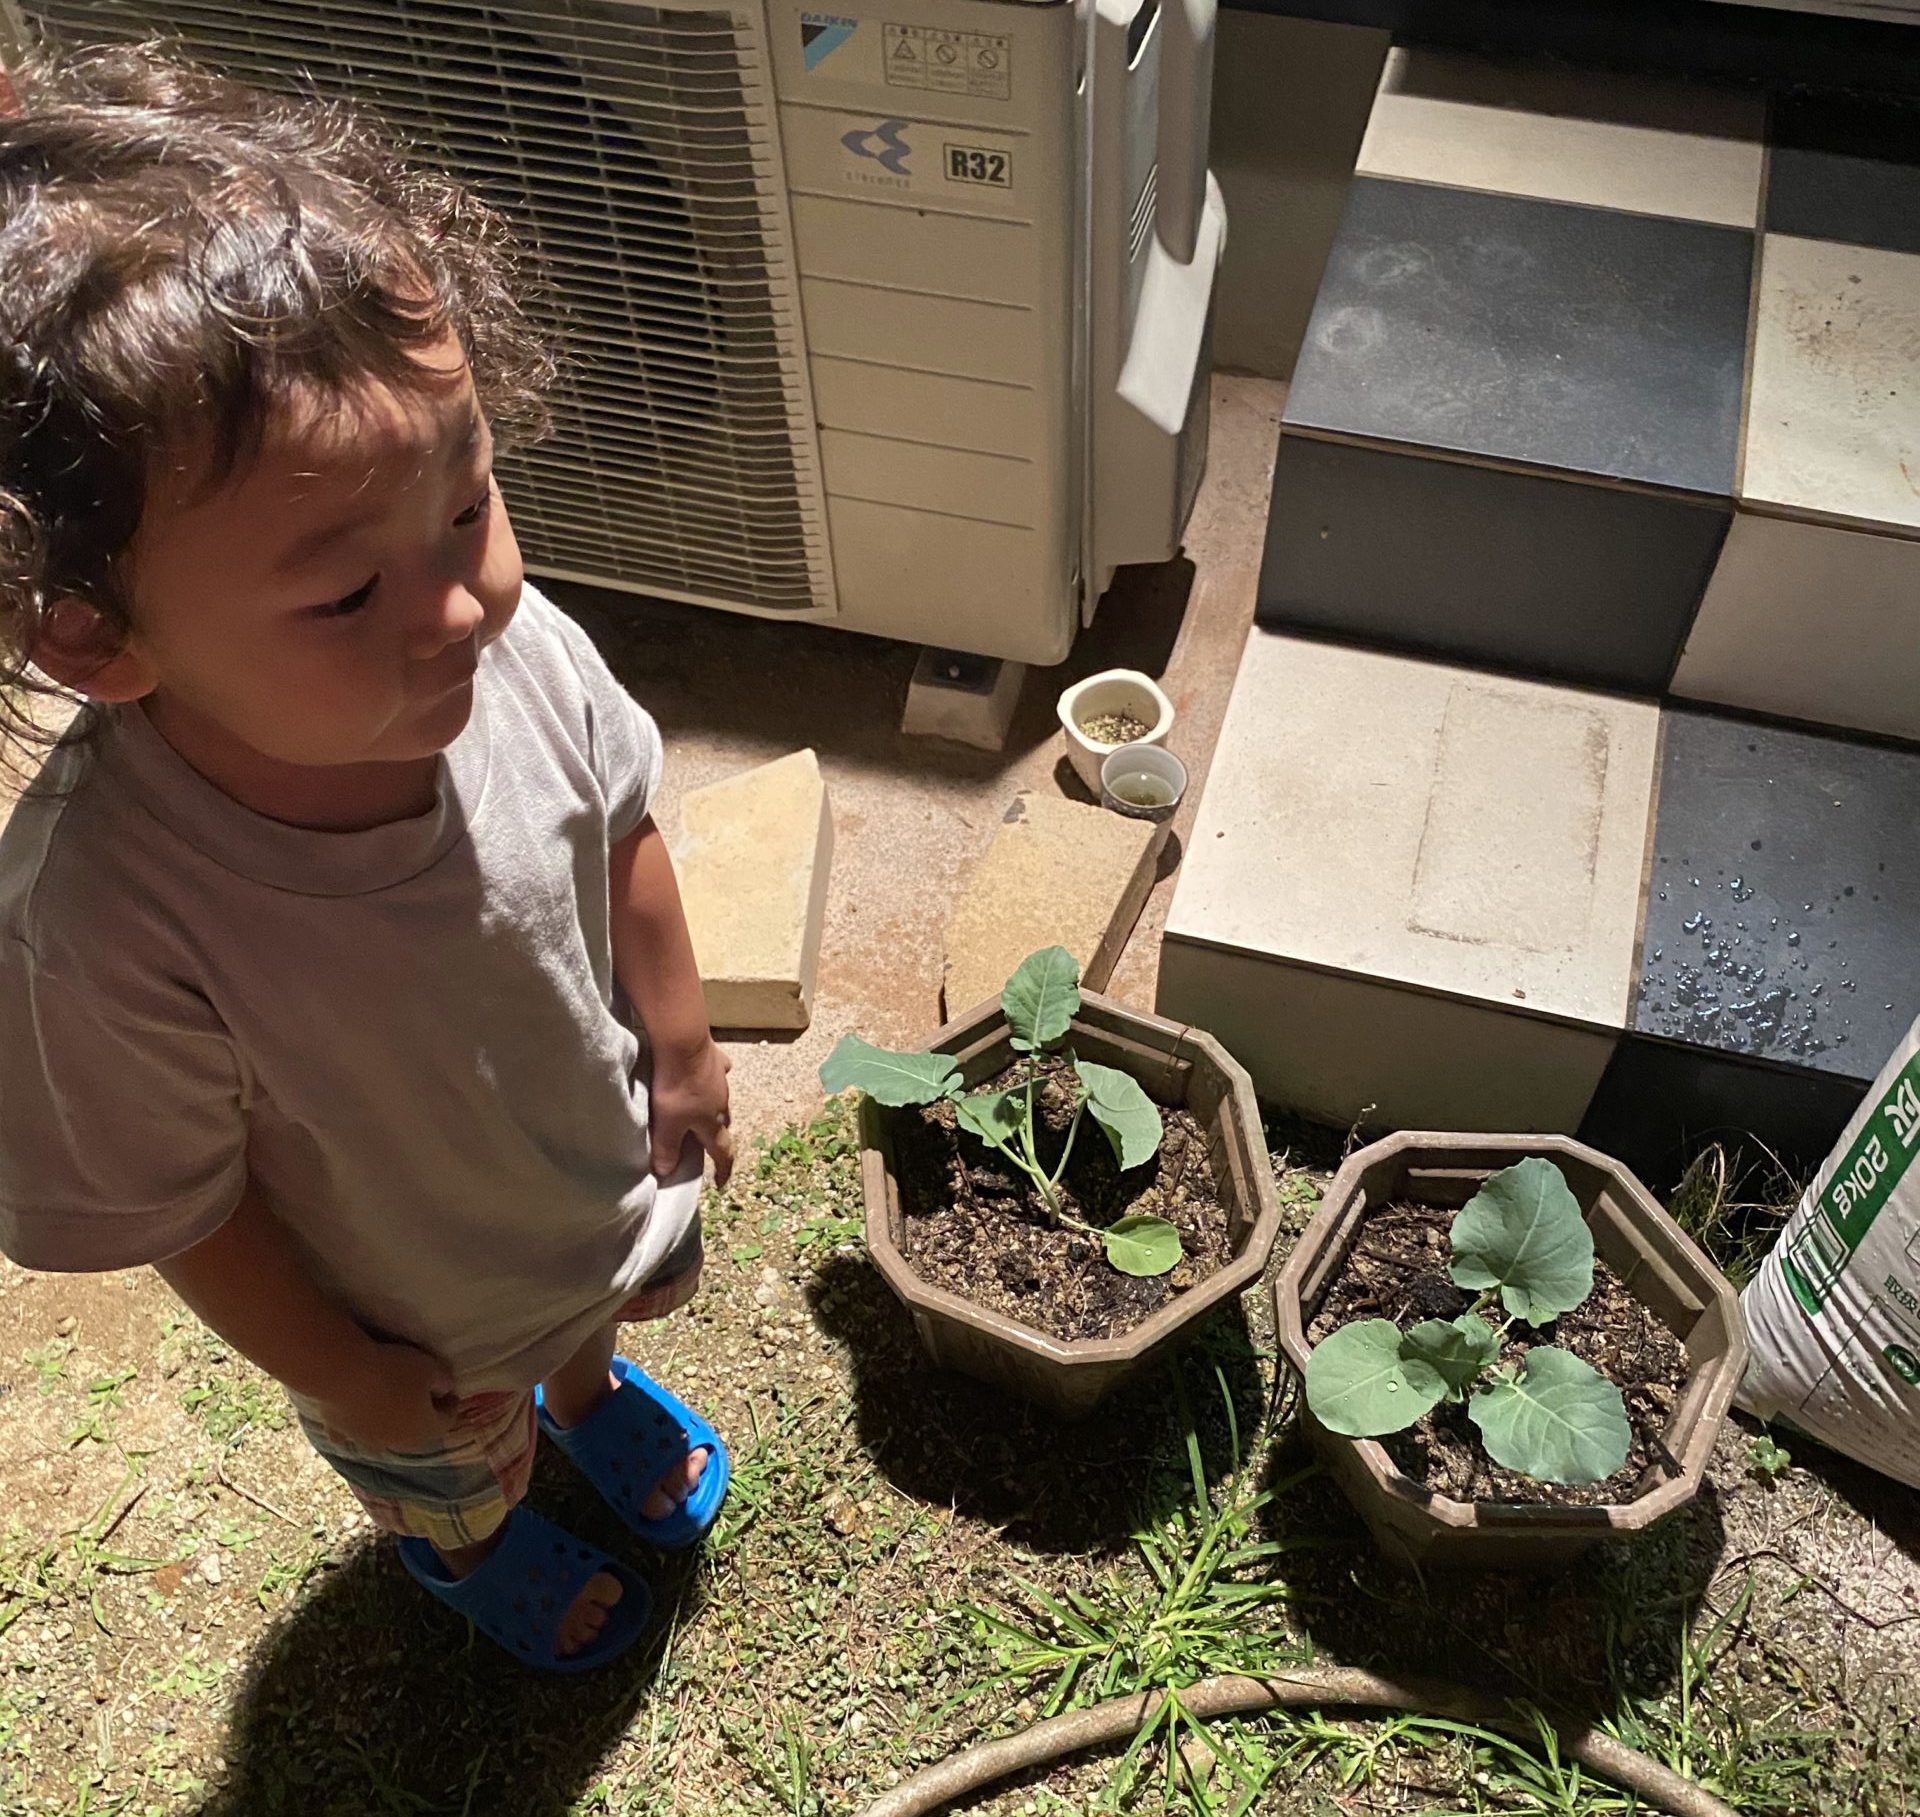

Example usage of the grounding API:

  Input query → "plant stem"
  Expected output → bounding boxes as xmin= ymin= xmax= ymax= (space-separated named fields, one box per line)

xmin=1048 ymin=1099 xmax=1086 ymax=1190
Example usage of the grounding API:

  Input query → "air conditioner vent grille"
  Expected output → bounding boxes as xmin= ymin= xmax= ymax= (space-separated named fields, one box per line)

xmin=25 ymin=0 xmax=837 ymax=614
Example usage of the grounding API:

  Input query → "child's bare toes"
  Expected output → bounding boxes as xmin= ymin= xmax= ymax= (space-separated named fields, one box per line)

xmin=639 ymin=1446 xmax=709 ymax=1521
xmin=555 ymin=1570 xmax=623 ymax=1656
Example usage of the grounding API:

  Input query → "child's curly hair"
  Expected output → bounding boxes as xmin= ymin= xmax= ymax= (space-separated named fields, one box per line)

xmin=0 ymin=40 xmax=553 ymax=767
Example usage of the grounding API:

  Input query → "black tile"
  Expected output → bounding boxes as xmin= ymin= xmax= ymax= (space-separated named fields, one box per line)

xmin=1257 ymin=434 xmax=1728 ymax=694
xmin=1579 ymin=1035 xmax=1866 ymax=1193
xmin=1636 ymin=710 xmax=1920 ymax=1080
xmin=1284 ymin=178 xmax=1752 ymax=496
xmin=1767 ymin=90 xmax=1920 ymax=256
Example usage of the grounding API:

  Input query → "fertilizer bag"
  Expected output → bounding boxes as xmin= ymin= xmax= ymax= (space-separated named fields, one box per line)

xmin=1738 ymin=1012 xmax=1920 ymax=1488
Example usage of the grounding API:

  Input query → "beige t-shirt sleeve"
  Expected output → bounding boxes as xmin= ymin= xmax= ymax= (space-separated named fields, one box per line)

xmin=0 ymin=942 xmax=248 ymax=1272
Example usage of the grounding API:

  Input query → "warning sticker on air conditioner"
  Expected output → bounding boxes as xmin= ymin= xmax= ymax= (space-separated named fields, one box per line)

xmin=883 ymin=23 xmax=1011 ymax=101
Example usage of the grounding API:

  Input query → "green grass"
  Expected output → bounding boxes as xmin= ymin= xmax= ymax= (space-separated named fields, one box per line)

xmin=3 ymin=1104 xmax=1912 ymax=1817
xmin=1668 ymin=1141 xmax=1801 ymax=1291
xmin=21 ymin=1343 xmax=72 ymax=1396
xmin=179 ymin=1373 xmax=287 ymax=1446
xmin=63 ymin=1368 xmax=137 ymax=1448
xmin=960 ymin=1379 xmax=1318 ymax=1812
xmin=0 ymin=1462 xmax=177 ymax=1646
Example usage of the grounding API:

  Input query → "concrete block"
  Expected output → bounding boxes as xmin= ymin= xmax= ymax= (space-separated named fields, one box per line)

xmin=676 ymin=749 xmax=833 ymax=1032
xmin=901 ymin=648 xmax=1027 ymax=752
xmin=943 ymin=792 xmax=1166 ymax=1019
xmin=1160 ymin=630 xmax=1659 ymax=1132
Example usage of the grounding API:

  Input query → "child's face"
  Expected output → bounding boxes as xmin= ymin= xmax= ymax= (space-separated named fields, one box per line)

xmin=123 ymin=334 xmax=522 ymax=769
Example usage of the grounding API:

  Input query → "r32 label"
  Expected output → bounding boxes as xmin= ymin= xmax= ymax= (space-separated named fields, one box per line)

xmin=944 ymin=143 xmax=1011 ymax=187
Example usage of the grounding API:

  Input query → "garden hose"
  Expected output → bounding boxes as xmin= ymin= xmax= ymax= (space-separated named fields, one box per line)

xmin=853 ymin=1667 xmax=1740 ymax=1817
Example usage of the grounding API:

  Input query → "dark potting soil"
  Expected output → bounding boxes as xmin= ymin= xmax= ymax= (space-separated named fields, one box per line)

xmin=895 ymin=1054 xmax=1234 ymax=1344
xmin=1306 ymin=1201 xmax=1692 ymax=1508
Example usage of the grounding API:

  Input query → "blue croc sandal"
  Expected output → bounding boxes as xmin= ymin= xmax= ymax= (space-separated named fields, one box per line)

xmin=397 ymin=1508 xmax=651 ymax=1672
xmin=536 ymin=1354 xmax=730 ymax=1550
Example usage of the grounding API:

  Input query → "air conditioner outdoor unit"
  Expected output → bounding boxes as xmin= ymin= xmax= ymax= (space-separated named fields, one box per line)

xmin=8 ymin=0 xmax=1225 ymax=666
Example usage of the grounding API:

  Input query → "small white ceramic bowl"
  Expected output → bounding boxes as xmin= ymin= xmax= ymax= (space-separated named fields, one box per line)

xmin=1057 ymin=669 xmax=1175 ymax=793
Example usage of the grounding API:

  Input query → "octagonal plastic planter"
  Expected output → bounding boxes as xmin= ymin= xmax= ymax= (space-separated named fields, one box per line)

xmin=1273 ymin=1132 xmax=1747 ymax=1572
xmin=860 ymin=990 xmax=1281 ymax=1419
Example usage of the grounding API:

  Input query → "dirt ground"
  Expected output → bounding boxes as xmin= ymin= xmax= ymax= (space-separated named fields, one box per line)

xmin=2 ymin=1110 xmax=1916 ymax=1816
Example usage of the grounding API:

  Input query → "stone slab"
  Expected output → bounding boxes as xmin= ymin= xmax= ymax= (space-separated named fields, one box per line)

xmin=1258 ymin=433 xmax=1728 ymax=694
xmin=1284 ymin=176 xmax=1752 ymax=495
xmin=1635 ymin=710 xmax=1920 ymax=1082
xmin=1158 ymin=936 xmax=1619 ymax=1134
xmin=675 ymin=748 xmax=833 ymax=1032
xmin=1742 ymin=232 xmax=1920 ymax=539
xmin=942 ymin=792 xmax=1166 ymax=1019
xmin=1670 ymin=509 xmax=1920 ymax=745
xmin=1357 ymin=46 xmax=1764 ymax=228
xmin=1580 ymin=1035 xmax=1869 ymax=1192
xmin=1766 ymin=88 xmax=1920 ymax=258
xmin=1164 ymin=630 xmax=1659 ymax=1029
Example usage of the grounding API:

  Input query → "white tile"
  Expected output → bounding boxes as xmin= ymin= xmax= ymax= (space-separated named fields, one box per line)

xmin=1744 ymin=235 xmax=1920 ymax=537
xmin=1671 ymin=510 xmax=1920 ymax=743
xmin=1356 ymin=47 xmax=1765 ymax=227
xmin=1156 ymin=939 xmax=1619 ymax=1133
xmin=1163 ymin=631 xmax=1658 ymax=1029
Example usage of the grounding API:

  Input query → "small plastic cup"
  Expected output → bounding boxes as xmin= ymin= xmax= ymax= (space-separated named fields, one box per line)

xmin=1100 ymin=743 xmax=1187 ymax=824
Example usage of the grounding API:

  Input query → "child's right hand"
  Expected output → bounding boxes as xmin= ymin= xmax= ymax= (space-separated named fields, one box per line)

xmin=310 ymin=1340 xmax=456 ymax=1453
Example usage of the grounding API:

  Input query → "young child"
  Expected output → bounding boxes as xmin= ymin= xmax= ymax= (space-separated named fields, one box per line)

xmin=0 ymin=45 xmax=735 ymax=1670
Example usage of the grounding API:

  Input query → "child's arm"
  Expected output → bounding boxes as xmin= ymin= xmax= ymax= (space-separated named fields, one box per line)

xmin=157 ymin=1178 xmax=453 ymax=1450
xmin=609 ymin=816 xmax=734 ymax=1186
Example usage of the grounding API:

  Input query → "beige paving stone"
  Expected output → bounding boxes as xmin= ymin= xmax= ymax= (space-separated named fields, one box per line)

xmin=1158 ymin=630 xmax=1659 ymax=1131
xmin=1743 ymin=234 xmax=1920 ymax=537
xmin=1358 ymin=46 xmax=1764 ymax=227
xmin=675 ymin=748 xmax=833 ymax=1032
xmin=1671 ymin=509 xmax=1920 ymax=743
xmin=943 ymin=792 xmax=1166 ymax=1020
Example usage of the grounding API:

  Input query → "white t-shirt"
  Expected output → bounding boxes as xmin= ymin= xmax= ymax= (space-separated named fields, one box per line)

xmin=0 ymin=584 xmax=702 ymax=1393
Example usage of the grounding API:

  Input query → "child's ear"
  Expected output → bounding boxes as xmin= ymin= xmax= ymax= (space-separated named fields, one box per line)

xmin=32 ymin=598 xmax=157 ymax=703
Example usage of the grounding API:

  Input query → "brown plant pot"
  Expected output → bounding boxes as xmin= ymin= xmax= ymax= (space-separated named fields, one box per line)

xmin=860 ymin=990 xmax=1281 ymax=1419
xmin=1273 ymin=1132 xmax=1748 ymax=1572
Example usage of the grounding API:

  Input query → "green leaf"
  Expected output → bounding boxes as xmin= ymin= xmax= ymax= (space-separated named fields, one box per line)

xmin=1002 ymin=947 xmax=1080 ymax=1053
xmin=1102 ymin=1214 xmax=1182 ymax=1277
xmin=956 ymin=1088 xmax=1025 ymax=1148
xmin=1073 ymin=1059 xmax=1164 ymax=1170
xmin=1404 ymin=1313 xmax=1500 ymax=1396
xmin=1468 ymin=1346 xmax=1631 ymax=1485
xmin=1304 ymin=1318 xmax=1447 ymax=1437
xmin=1448 ymin=1157 xmax=1595 ymax=1325
xmin=818 ymin=1034 xmax=960 ymax=1107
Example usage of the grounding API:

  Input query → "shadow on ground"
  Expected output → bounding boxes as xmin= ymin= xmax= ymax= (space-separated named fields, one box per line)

xmin=1254 ymin=1411 xmax=1733 ymax=1734
xmin=808 ymin=1246 xmax=1265 ymax=1555
xmin=193 ymin=1469 xmax=706 ymax=1817
xmin=552 ymin=556 xmax=1196 ymax=778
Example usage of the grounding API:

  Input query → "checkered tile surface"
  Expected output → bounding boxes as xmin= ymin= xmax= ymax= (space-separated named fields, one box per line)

xmin=1262 ymin=47 xmax=1920 ymax=739
xmin=1200 ymin=61 xmax=1920 ymax=1175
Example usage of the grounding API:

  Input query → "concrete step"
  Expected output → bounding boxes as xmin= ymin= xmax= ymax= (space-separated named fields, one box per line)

xmin=1159 ymin=629 xmax=1920 ymax=1183
xmin=1260 ymin=48 xmax=1920 ymax=740
xmin=1158 ymin=630 xmax=1660 ymax=1135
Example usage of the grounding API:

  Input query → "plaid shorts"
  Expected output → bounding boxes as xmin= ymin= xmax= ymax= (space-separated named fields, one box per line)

xmin=298 ymin=1248 xmax=702 ymax=1551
